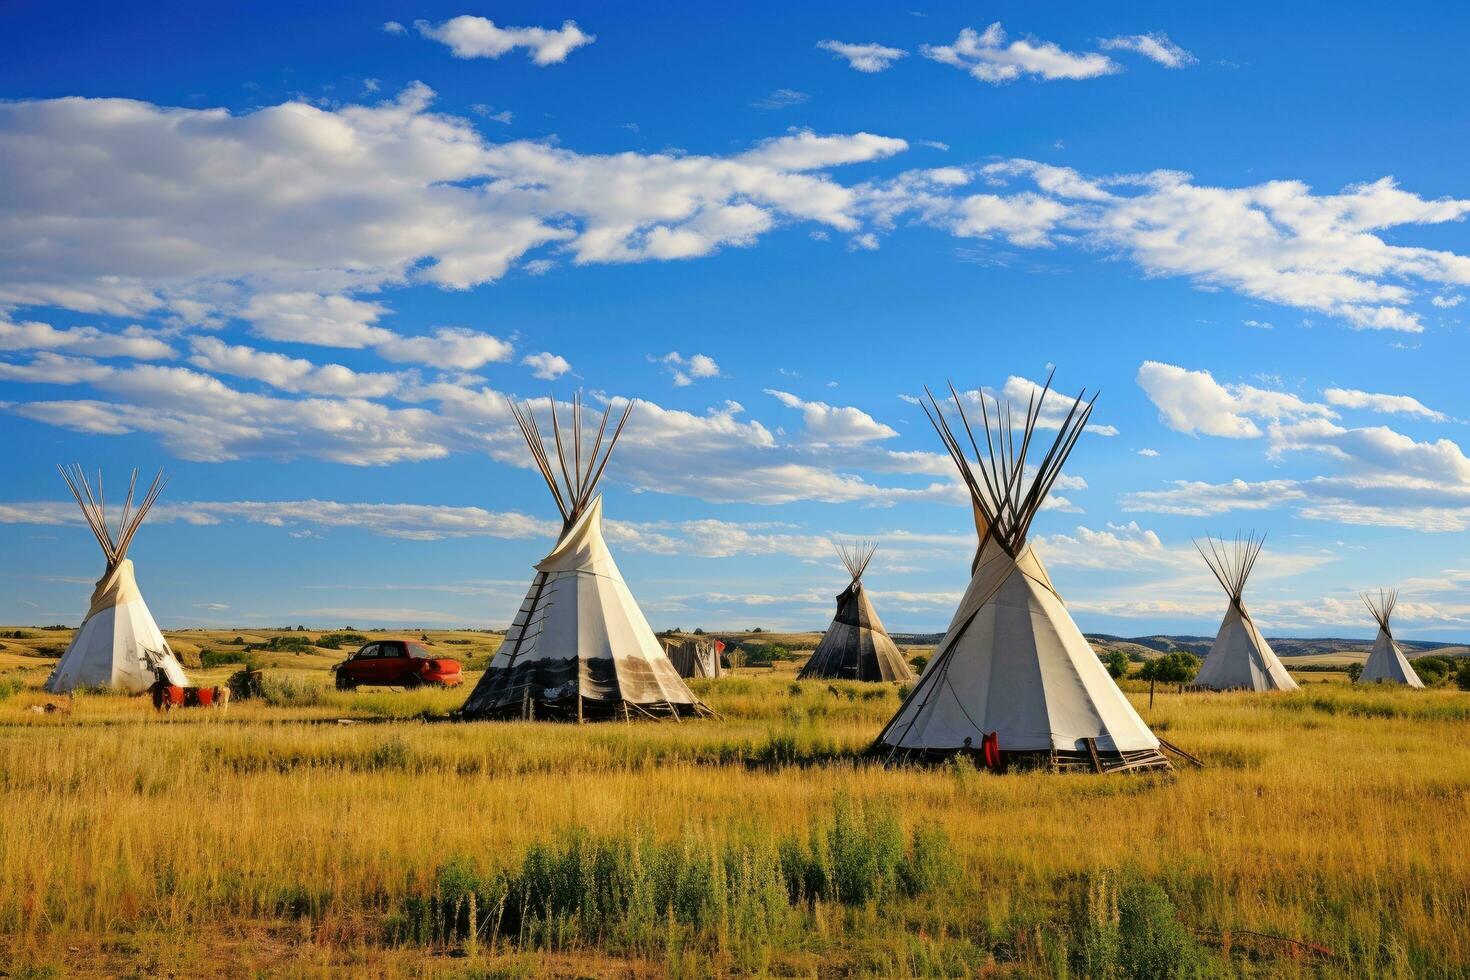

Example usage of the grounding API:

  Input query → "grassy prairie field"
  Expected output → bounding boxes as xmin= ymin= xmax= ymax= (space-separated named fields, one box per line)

xmin=0 ymin=628 xmax=1468 ymax=977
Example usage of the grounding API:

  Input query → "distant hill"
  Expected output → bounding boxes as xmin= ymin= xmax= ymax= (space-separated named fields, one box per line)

xmin=1085 ymin=633 xmax=1466 ymax=659
xmin=836 ymin=631 xmax=1468 ymax=660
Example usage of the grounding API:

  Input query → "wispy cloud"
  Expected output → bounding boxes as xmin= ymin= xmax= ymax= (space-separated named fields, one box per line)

xmin=751 ymin=88 xmax=810 ymax=109
xmin=1098 ymin=33 xmax=1196 ymax=68
xmin=817 ymin=40 xmax=907 ymax=73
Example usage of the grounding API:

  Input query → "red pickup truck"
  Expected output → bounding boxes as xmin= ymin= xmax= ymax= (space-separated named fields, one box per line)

xmin=334 ymin=640 xmax=463 ymax=690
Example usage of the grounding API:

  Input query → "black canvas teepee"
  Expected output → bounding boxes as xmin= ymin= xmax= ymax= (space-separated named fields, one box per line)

xmin=799 ymin=541 xmax=914 ymax=682
xmin=460 ymin=394 xmax=711 ymax=721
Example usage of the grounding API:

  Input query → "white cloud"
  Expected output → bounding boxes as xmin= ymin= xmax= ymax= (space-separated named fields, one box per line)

xmin=522 ymin=351 xmax=571 ymax=380
xmin=603 ymin=398 xmax=953 ymax=506
xmin=242 ymin=293 xmax=392 ymax=348
xmin=1267 ymin=418 xmax=1470 ymax=485
xmin=241 ymin=293 xmax=513 ymax=369
xmin=13 ymin=86 xmax=1454 ymax=337
xmin=1121 ymin=478 xmax=1304 ymax=517
xmin=12 ymin=365 xmax=451 ymax=465
xmin=414 ymin=16 xmax=594 ymax=65
xmin=738 ymin=130 xmax=907 ymax=171
xmin=374 ymin=327 xmax=514 ymax=370
xmin=1136 ymin=448 xmax=1160 ymax=457
xmin=817 ymin=40 xmax=908 ymax=73
xmin=990 ymin=374 xmax=1120 ymax=436
xmin=1137 ymin=361 xmax=1336 ymax=438
xmin=0 ymin=87 xmax=912 ymax=326
xmin=1120 ymin=404 xmax=1470 ymax=533
xmin=382 ymin=21 xmax=406 ymax=36
xmin=1 ymin=499 xmax=974 ymax=573
xmin=0 ymin=352 xmax=115 ymax=385
xmin=1431 ymin=294 xmax=1463 ymax=308
xmin=186 ymin=337 xmax=402 ymax=398
xmin=922 ymin=23 xmax=1118 ymax=84
xmin=1098 ymin=33 xmax=1196 ymax=68
xmin=1322 ymin=387 xmax=1446 ymax=421
xmin=1034 ymin=521 xmax=1183 ymax=570
xmin=0 ymin=497 xmax=546 ymax=540
xmin=0 ymin=317 xmax=175 ymax=360
xmin=864 ymin=161 xmax=1470 ymax=332
xmin=765 ymin=389 xmax=899 ymax=445
xmin=657 ymin=351 xmax=721 ymax=386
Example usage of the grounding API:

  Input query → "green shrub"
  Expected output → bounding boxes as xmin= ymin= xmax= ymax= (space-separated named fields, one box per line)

xmin=258 ymin=635 xmax=314 ymax=654
xmin=200 ymin=649 xmax=260 ymax=670
xmin=392 ymin=831 xmax=794 ymax=955
xmin=1413 ymin=656 xmax=1454 ymax=686
xmin=0 ymin=676 xmax=27 ymax=702
xmin=740 ymin=643 xmax=791 ymax=666
xmin=314 ymin=632 xmax=367 ymax=651
xmin=776 ymin=793 xmax=958 ymax=906
xmin=389 ymin=797 xmax=958 ymax=955
xmin=1069 ymin=871 xmax=1205 ymax=979
xmin=1456 ymin=659 xmax=1470 ymax=692
xmin=256 ymin=673 xmax=327 ymax=707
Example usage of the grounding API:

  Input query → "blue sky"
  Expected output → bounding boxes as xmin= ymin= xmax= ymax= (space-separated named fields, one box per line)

xmin=2 ymin=2 xmax=1469 ymax=639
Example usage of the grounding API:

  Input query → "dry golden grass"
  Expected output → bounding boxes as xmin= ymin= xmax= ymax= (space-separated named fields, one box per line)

xmin=0 ymin=629 xmax=1467 ymax=976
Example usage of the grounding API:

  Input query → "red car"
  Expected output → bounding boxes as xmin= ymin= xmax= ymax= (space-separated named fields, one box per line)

xmin=334 ymin=640 xmax=463 ymax=690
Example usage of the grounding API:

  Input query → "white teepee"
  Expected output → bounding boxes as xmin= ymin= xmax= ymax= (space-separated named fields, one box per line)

xmin=799 ymin=541 xmax=914 ymax=682
xmin=460 ymin=395 xmax=710 ymax=721
xmin=1192 ymin=534 xmax=1298 ymax=692
xmin=45 ymin=466 xmax=189 ymax=693
xmin=874 ymin=376 xmax=1170 ymax=772
xmin=1358 ymin=590 xmax=1424 ymax=687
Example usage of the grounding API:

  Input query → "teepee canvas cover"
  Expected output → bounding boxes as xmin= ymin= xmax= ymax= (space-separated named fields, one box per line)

xmin=874 ymin=377 xmax=1170 ymax=772
xmin=461 ymin=396 xmax=710 ymax=721
xmin=1358 ymin=590 xmax=1423 ymax=687
xmin=45 ymin=466 xmax=189 ymax=693
xmin=799 ymin=541 xmax=914 ymax=682
xmin=1192 ymin=534 xmax=1298 ymax=692
xmin=666 ymin=638 xmax=723 ymax=679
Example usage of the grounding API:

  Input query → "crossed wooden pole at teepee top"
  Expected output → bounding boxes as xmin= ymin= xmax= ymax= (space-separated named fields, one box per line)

xmin=1193 ymin=531 xmax=1266 ymax=604
xmin=833 ymin=539 xmax=876 ymax=584
xmin=56 ymin=464 xmax=168 ymax=567
xmin=919 ymin=368 xmax=1096 ymax=560
xmin=1361 ymin=588 xmax=1399 ymax=635
xmin=505 ymin=392 xmax=634 ymax=529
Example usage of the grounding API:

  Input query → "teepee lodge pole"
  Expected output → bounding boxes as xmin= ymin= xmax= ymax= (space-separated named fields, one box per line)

xmin=46 ymin=465 xmax=191 ymax=694
xmin=459 ymin=394 xmax=710 ymax=723
xmin=873 ymin=373 xmax=1173 ymax=773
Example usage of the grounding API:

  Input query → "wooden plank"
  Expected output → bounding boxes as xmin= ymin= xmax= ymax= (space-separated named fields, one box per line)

xmin=1157 ymin=737 xmax=1206 ymax=768
xmin=1084 ymin=737 xmax=1104 ymax=773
